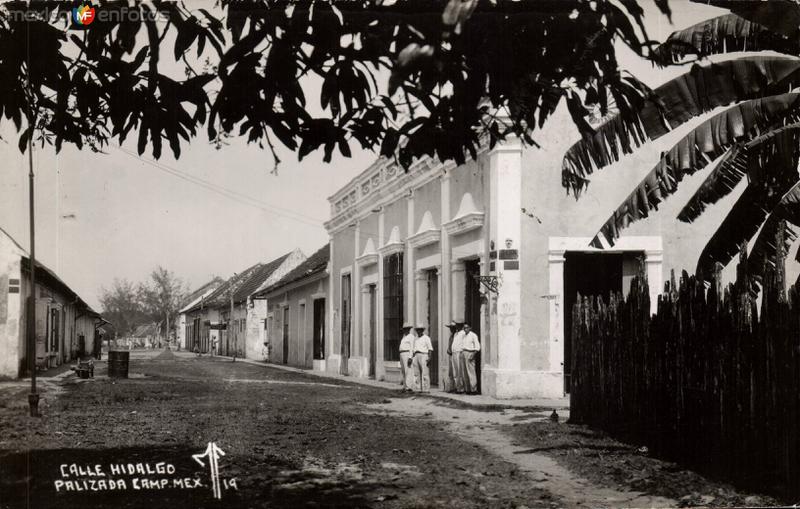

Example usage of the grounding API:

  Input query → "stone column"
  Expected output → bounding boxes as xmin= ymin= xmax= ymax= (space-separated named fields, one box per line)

xmin=376 ymin=210 xmax=385 ymax=379
xmin=328 ymin=237 xmax=335 ymax=369
xmin=353 ymin=222 xmax=361 ymax=360
xmin=441 ymin=173 xmax=452 ymax=321
xmin=406 ymin=193 xmax=415 ymax=327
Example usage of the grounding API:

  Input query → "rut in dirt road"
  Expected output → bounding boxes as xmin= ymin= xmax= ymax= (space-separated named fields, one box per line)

xmin=365 ymin=396 xmax=677 ymax=509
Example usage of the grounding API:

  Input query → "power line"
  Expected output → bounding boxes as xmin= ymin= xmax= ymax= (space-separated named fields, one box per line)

xmin=115 ymin=144 xmax=489 ymax=261
xmin=114 ymin=145 xmax=328 ymax=230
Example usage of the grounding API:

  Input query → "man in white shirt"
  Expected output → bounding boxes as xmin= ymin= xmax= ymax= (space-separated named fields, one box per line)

xmin=460 ymin=323 xmax=481 ymax=394
xmin=412 ymin=324 xmax=434 ymax=393
xmin=451 ymin=322 xmax=466 ymax=394
xmin=398 ymin=323 xmax=415 ymax=392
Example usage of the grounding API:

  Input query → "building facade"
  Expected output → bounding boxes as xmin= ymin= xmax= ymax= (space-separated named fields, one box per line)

xmin=323 ymin=115 xmax=700 ymax=398
xmin=177 ymin=277 xmax=224 ymax=350
xmin=258 ymin=244 xmax=329 ymax=370
xmin=0 ymin=227 xmax=104 ymax=378
xmin=182 ymin=250 xmax=305 ymax=358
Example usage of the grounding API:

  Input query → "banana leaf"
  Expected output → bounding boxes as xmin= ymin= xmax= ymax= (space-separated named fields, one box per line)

xmin=695 ymin=154 xmax=800 ymax=277
xmin=681 ymin=122 xmax=800 ymax=221
xmin=653 ymin=13 xmax=799 ymax=65
xmin=590 ymin=94 xmax=800 ymax=247
xmin=562 ymin=56 xmax=800 ymax=196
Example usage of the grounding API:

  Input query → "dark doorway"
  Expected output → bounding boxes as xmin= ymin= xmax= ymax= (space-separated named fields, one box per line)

xmin=382 ymin=253 xmax=404 ymax=361
xmin=368 ymin=285 xmax=377 ymax=378
xmin=340 ymin=274 xmax=351 ymax=375
xmin=78 ymin=334 xmax=86 ymax=358
xmin=313 ymin=298 xmax=325 ymax=360
xmin=427 ymin=270 xmax=439 ymax=386
xmin=563 ymin=252 xmax=626 ymax=394
xmin=50 ymin=308 xmax=60 ymax=353
xmin=283 ymin=306 xmax=290 ymax=364
xmin=464 ymin=259 xmax=482 ymax=394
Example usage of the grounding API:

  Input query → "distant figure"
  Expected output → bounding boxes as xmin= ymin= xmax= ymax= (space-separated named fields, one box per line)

xmin=193 ymin=341 xmax=201 ymax=357
xmin=211 ymin=337 xmax=218 ymax=357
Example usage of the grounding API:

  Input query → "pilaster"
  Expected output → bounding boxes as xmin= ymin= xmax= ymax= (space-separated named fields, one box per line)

xmin=353 ymin=222 xmax=361 ymax=357
xmin=489 ymin=136 xmax=524 ymax=372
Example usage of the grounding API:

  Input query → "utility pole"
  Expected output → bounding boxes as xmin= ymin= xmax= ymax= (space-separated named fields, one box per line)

xmin=26 ymin=18 xmax=39 ymax=417
xmin=230 ymin=283 xmax=235 ymax=361
xmin=27 ymin=106 xmax=39 ymax=417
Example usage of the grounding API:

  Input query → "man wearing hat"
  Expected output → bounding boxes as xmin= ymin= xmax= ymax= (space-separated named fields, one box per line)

xmin=451 ymin=321 xmax=466 ymax=393
xmin=398 ymin=323 xmax=416 ymax=392
xmin=445 ymin=321 xmax=459 ymax=392
xmin=412 ymin=324 xmax=434 ymax=393
xmin=460 ymin=323 xmax=481 ymax=394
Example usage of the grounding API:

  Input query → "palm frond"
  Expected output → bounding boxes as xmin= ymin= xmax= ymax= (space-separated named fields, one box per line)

xmin=562 ymin=56 xmax=800 ymax=195
xmin=681 ymin=122 xmax=800 ymax=221
xmin=591 ymin=94 xmax=800 ymax=247
xmin=653 ymin=13 xmax=800 ymax=65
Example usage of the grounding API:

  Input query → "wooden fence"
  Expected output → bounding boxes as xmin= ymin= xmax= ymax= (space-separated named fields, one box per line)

xmin=570 ymin=226 xmax=800 ymax=496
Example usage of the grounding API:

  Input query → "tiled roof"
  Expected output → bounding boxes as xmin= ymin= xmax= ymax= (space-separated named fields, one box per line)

xmin=200 ymin=262 xmax=264 ymax=309
xmin=191 ymin=252 xmax=294 ymax=310
xmin=257 ymin=244 xmax=329 ymax=297
xmin=179 ymin=277 xmax=224 ymax=313
xmin=232 ymin=252 xmax=292 ymax=303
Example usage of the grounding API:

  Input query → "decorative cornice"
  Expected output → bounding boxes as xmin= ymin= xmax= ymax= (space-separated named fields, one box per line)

xmin=356 ymin=252 xmax=379 ymax=267
xmin=408 ymin=228 xmax=441 ymax=249
xmin=325 ymin=147 xmax=490 ymax=235
xmin=443 ymin=211 xmax=485 ymax=236
xmin=378 ymin=241 xmax=405 ymax=256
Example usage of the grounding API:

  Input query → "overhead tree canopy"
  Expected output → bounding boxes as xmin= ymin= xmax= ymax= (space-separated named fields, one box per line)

xmin=3 ymin=0 xmax=672 ymax=170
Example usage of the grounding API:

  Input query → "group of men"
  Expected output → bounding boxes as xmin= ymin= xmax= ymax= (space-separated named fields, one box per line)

xmin=398 ymin=321 xmax=481 ymax=394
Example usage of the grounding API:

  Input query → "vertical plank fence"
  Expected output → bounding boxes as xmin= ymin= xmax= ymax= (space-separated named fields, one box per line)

xmin=570 ymin=223 xmax=800 ymax=497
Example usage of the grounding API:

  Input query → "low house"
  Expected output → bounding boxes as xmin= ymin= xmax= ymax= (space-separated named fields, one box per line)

xmin=182 ymin=250 xmax=305 ymax=358
xmin=177 ymin=277 xmax=224 ymax=350
xmin=0 ymin=227 xmax=105 ymax=378
xmin=128 ymin=322 xmax=162 ymax=349
xmin=256 ymin=245 xmax=329 ymax=370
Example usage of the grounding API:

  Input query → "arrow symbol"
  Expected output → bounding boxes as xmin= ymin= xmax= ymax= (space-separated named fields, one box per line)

xmin=192 ymin=442 xmax=226 ymax=499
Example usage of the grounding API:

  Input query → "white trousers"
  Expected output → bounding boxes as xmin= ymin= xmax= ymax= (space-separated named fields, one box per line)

xmin=413 ymin=353 xmax=430 ymax=392
xmin=451 ymin=350 xmax=464 ymax=393
xmin=399 ymin=351 xmax=414 ymax=389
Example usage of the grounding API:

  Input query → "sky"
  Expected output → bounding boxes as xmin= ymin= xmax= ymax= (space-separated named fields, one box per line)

xmin=0 ymin=0 xmax=724 ymax=310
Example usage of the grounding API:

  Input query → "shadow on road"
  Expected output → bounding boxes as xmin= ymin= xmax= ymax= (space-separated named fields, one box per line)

xmin=0 ymin=445 xmax=377 ymax=508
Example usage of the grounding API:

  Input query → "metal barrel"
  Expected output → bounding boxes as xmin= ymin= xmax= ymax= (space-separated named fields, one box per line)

xmin=107 ymin=350 xmax=130 ymax=378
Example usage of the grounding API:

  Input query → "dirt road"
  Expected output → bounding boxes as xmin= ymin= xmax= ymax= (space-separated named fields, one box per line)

xmin=0 ymin=350 xmax=779 ymax=508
